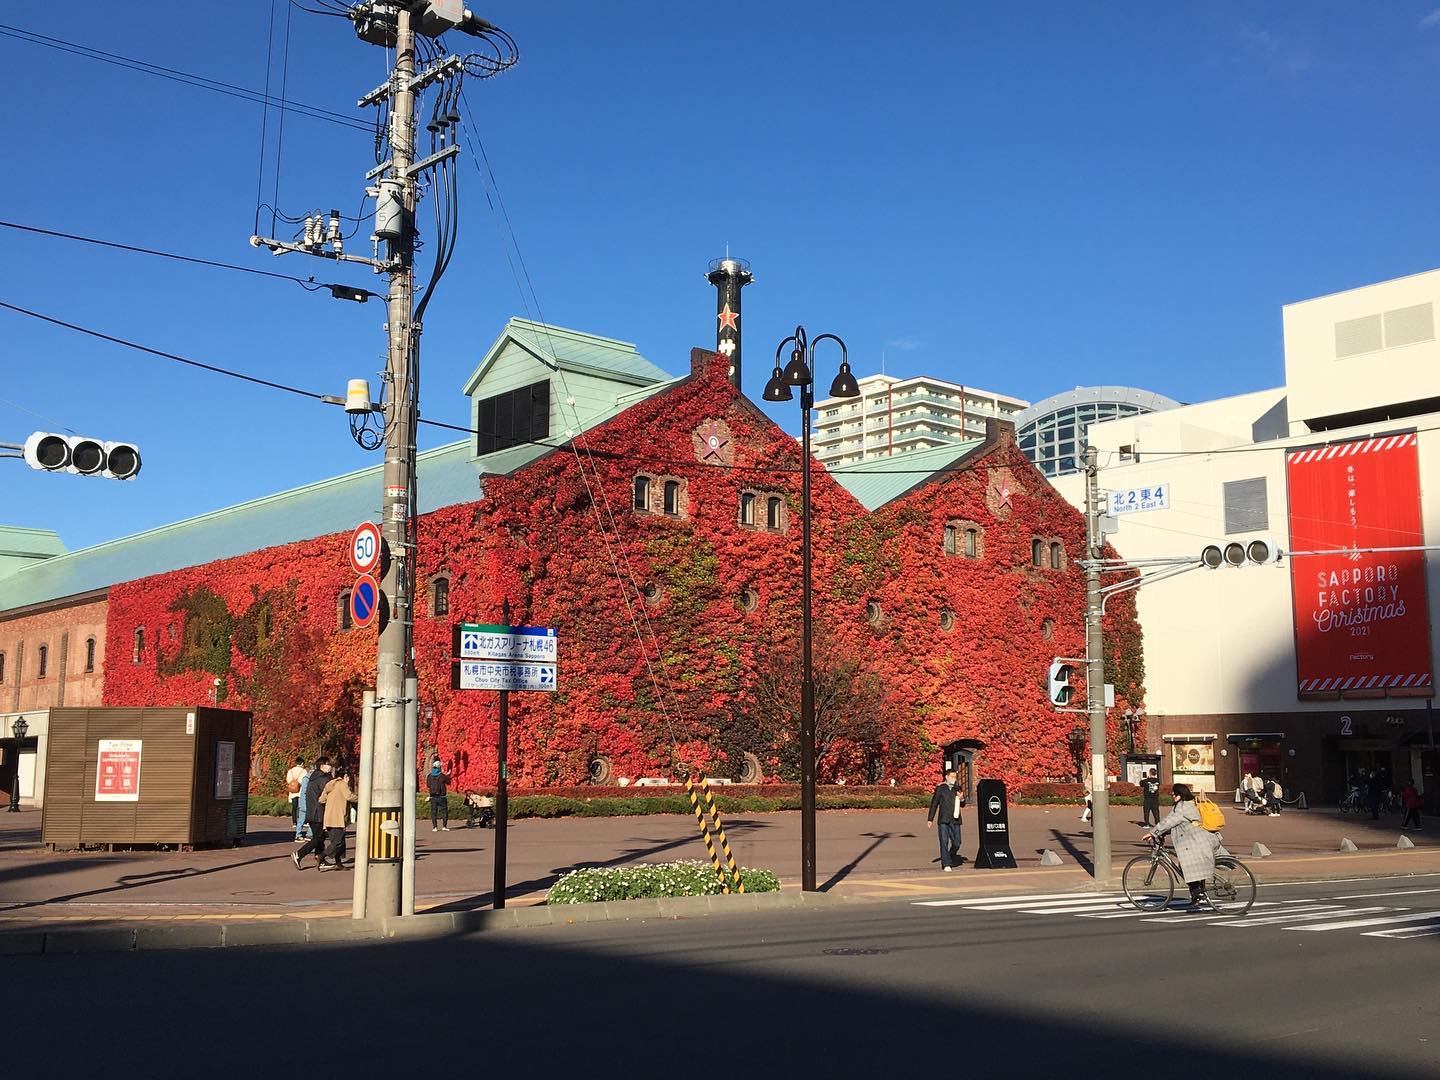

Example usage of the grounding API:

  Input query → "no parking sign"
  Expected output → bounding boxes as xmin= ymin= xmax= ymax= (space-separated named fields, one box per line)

xmin=351 ymin=573 xmax=383 ymax=629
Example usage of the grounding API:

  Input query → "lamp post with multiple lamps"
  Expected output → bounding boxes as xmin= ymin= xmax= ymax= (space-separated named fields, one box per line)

xmin=763 ymin=325 xmax=860 ymax=892
xmin=8 ymin=716 xmax=28 ymax=812
xmin=1122 ymin=707 xmax=1145 ymax=755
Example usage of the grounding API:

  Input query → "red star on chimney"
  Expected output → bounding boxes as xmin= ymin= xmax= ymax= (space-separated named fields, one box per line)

xmin=717 ymin=303 xmax=739 ymax=332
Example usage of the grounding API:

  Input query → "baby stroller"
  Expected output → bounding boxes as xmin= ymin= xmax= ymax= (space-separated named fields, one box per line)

xmin=464 ymin=791 xmax=496 ymax=828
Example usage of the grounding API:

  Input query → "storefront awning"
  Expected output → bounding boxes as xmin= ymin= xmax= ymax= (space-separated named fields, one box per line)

xmin=1162 ymin=734 xmax=1216 ymax=743
xmin=1226 ymin=733 xmax=1286 ymax=743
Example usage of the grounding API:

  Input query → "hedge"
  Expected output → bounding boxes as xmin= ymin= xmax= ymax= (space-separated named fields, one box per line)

xmin=545 ymin=860 xmax=781 ymax=904
xmin=248 ymin=782 xmax=1146 ymax=821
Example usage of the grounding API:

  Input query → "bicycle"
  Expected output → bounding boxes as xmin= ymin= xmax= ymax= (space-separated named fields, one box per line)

xmin=1122 ymin=836 xmax=1257 ymax=916
xmin=1339 ymin=787 xmax=1365 ymax=814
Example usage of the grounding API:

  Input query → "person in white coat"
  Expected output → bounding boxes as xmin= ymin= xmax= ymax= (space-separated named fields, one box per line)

xmin=1141 ymin=783 xmax=1224 ymax=911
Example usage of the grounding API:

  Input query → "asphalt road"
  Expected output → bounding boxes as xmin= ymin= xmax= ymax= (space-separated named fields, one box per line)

xmin=12 ymin=875 xmax=1437 ymax=1075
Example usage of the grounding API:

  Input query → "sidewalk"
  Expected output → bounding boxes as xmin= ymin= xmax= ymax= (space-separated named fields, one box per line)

xmin=1 ymin=802 xmax=1434 ymax=934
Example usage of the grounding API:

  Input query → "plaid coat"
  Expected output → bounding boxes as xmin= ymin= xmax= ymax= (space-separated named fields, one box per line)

xmin=1152 ymin=801 xmax=1223 ymax=883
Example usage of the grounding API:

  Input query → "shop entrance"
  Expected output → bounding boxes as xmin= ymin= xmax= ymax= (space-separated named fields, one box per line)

xmin=1232 ymin=737 xmax=1284 ymax=787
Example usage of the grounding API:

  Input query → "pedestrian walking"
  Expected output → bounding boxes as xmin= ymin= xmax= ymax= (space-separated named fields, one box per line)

xmin=1142 ymin=784 xmax=1225 ymax=911
xmin=1080 ymin=788 xmax=1093 ymax=823
xmin=427 ymin=758 xmax=451 ymax=832
xmin=285 ymin=755 xmax=307 ymax=841
xmin=1366 ymin=769 xmax=1384 ymax=820
xmin=318 ymin=763 xmax=358 ymax=870
xmin=926 ymin=769 xmax=966 ymax=871
xmin=292 ymin=756 xmax=332 ymax=869
xmin=1140 ymin=769 xmax=1161 ymax=827
xmin=1402 ymin=781 xmax=1423 ymax=831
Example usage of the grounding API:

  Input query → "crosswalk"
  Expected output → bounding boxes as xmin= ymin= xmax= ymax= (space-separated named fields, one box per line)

xmin=914 ymin=891 xmax=1440 ymax=940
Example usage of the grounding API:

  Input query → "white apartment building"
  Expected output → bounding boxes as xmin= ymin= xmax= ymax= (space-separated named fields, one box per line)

xmin=812 ymin=374 xmax=1028 ymax=467
xmin=1054 ymin=268 xmax=1440 ymax=803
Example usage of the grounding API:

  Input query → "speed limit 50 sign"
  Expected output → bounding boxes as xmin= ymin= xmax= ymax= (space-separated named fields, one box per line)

xmin=350 ymin=521 xmax=383 ymax=576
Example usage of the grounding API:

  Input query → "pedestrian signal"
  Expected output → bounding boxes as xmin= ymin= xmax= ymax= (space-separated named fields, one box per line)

xmin=1048 ymin=660 xmax=1074 ymax=707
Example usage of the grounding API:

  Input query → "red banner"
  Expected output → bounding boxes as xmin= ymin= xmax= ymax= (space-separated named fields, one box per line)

xmin=1287 ymin=433 xmax=1432 ymax=695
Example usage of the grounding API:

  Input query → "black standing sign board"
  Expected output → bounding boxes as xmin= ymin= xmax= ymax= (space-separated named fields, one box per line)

xmin=973 ymin=778 xmax=1016 ymax=868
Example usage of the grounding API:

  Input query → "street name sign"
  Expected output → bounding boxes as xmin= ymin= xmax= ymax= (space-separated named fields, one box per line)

xmin=1109 ymin=484 xmax=1169 ymax=515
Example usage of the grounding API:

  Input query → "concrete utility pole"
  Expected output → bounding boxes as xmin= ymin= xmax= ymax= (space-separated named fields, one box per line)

xmin=252 ymin=1 xmax=516 ymax=919
xmin=1083 ymin=444 xmax=1113 ymax=886
xmin=367 ymin=3 xmax=419 ymax=921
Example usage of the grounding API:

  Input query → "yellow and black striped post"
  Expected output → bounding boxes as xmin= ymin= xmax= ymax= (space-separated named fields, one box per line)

xmin=368 ymin=806 xmax=403 ymax=863
xmin=699 ymin=777 xmax=745 ymax=893
xmin=684 ymin=775 xmax=730 ymax=893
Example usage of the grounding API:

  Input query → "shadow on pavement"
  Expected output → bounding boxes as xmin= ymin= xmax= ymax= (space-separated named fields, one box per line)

xmin=5 ymin=919 xmax=1424 ymax=1076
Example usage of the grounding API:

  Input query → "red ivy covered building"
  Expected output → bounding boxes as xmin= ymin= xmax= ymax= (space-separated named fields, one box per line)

xmin=90 ymin=323 xmax=1142 ymax=792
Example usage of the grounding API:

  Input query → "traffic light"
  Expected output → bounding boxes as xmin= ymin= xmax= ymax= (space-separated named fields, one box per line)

xmin=22 ymin=432 xmax=141 ymax=480
xmin=1048 ymin=660 xmax=1074 ymax=707
xmin=1200 ymin=538 xmax=1279 ymax=569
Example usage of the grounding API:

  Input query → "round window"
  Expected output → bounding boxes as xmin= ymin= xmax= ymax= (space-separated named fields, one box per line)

xmin=939 ymin=609 xmax=955 ymax=632
xmin=865 ymin=601 xmax=883 ymax=628
xmin=738 ymin=587 xmax=760 ymax=612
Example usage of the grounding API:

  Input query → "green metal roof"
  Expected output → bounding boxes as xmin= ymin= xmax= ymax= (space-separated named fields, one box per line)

xmin=462 ymin=318 xmax=671 ymax=396
xmin=827 ymin=440 xmax=984 ymax=511
xmin=0 ymin=440 xmax=480 ymax=613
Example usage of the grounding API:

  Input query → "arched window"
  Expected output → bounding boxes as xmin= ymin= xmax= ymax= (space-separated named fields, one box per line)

xmin=739 ymin=491 xmax=756 ymax=526
xmin=633 ymin=475 xmax=651 ymax=511
xmin=339 ymin=590 xmax=354 ymax=631
xmin=943 ymin=524 xmax=957 ymax=556
xmin=965 ymin=528 xmax=979 ymax=559
xmin=37 ymin=645 xmax=48 ymax=679
xmin=132 ymin=627 xmax=145 ymax=663
xmin=663 ymin=479 xmax=682 ymax=516
xmin=1050 ymin=541 xmax=1064 ymax=570
xmin=85 ymin=637 xmax=96 ymax=673
xmin=0 ymin=651 xmax=6 ymax=684
xmin=432 ymin=575 xmax=450 ymax=618
xmin=1032 ymin=538 xmax=1044 ymax=567
xmin=767 ymin=496 xmax=784 ymax=530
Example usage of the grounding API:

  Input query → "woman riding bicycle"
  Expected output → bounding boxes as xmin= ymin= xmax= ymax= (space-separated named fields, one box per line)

xmin=1140 ymin=783 xmax=1224 ymax=911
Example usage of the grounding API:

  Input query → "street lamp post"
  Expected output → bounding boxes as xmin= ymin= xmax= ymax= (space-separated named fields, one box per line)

xmin=1067 ymin=726 xmax=1087 ymax=785
xmin=8 ymin=716 xmax=29 ymax=812
xmin=764 ymin=326 xmax=860 ymax=892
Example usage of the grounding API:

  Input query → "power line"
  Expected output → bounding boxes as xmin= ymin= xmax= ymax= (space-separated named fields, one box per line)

xmin=0 ymin=299 xmax=325 ymax=403
xmin=0 ymin=22 xmax=370 ymax=132
xmin=0 ymin=219 xmax=330 ymax=290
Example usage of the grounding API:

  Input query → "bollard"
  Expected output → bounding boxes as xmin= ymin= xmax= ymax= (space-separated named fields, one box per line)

xmin=1039 ymin=850 xmax=1063 ymax=866
xmin=1251 ymin=842 xmax=1272 ymax=858
xmin=1398 ymin=835 xmax=1416 ymax=849
xmin=1339 ymin=837 xmax=1359 ymax=852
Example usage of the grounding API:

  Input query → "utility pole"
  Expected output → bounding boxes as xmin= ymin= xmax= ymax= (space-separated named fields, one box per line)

xmin=367 ymin=2 xmax=419 ymax=921
xmin=1083 ymin=444 xmax=1113 ymax=886
xmin=251 ymin=1 xmax=516 ymax=919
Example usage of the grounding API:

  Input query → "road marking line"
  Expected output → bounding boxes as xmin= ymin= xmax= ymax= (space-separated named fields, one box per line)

xmin=1364 ymin=925 xmax=1440 ymax=940
xmin=1082 ymin=900 xmax=1284 ymax=920
xmin=914 ymin=891 xmax=1113 ymax=907
xmin=971 ymin=896 xmax=1128 ymax=912
xmin=1216 ymin=906 xmax=1389 ymax=928
xmin=1333 ymin=887 xmax=1440 ymax=900
xmin=1289 ymin=910 xmax=1440 ymax=932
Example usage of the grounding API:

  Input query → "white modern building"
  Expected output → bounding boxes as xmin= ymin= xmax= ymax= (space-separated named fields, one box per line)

xmin=812 ymin=374 xmax=1027 ymax=467
xmin=1016 ymin=387 xmax=1181 ymax=478
xmin=1058 ymin=268 xmax=1440 ymax=803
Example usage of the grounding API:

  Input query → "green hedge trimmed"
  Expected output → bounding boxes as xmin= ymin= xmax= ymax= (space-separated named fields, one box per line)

xmin=546 ymin=860 xmax=781 ymax=904
xmin=249 ymin=790 xmax=929 ymax=820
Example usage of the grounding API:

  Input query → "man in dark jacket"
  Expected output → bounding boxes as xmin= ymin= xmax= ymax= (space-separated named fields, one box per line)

xmin=1140 ymin=769 xmax=1161 ymax=826
xmin=427 ymin=758 xmax=451 ymax=832
xmin=926 ymin=769 xmax=966 ymax=871
xmin=292 ymin=757 xmax=332 ymax=870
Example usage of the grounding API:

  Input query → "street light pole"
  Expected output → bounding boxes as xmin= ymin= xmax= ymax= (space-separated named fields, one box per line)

xmin=765 ymin=327 xmax=860 ymax=892
xmin=8 ymin=716 xmax=28 ymax=812
xmin=1083 ymin=444 xmax=1113 ymax=886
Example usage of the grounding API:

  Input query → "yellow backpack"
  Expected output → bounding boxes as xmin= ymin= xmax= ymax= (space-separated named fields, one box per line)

xmin=1195 ymin=795 xmax=1226 ymax=832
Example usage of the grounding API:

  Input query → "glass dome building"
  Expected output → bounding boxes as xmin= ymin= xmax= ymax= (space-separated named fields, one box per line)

xmin=1016 ymin=386 xmax=1181 ymax=478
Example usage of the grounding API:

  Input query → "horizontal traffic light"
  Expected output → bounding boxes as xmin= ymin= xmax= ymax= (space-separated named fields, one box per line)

xmin=22 ymin=432 xmax=141 ymax=480
xmin=1200 ymin=538 xmax=1279 ymax=568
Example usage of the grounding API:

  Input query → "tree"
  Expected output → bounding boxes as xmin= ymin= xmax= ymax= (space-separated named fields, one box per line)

xmin=742 ymin=622 xmax=911 ymax=782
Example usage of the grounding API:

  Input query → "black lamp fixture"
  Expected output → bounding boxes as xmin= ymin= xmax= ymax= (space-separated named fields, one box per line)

xmin=8 ymin=716 xmax=28 ymax=812
xmin=765 ymin=325 xmax=860 ymax=892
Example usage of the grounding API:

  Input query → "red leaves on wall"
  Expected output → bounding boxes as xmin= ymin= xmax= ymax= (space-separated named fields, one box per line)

xmin=103 ymin=353 xmax=1145 ymax=792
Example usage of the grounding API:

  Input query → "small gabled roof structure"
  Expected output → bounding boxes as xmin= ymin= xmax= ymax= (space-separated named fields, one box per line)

xmin=461 ymin=318 xmax=671 ymax=396
xmin=828 ymin=438 xmax=986 ymax=511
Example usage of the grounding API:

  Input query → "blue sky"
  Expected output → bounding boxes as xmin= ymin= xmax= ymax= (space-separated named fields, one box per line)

xmin=4 ymin=1 xmax=1440 ymax=549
